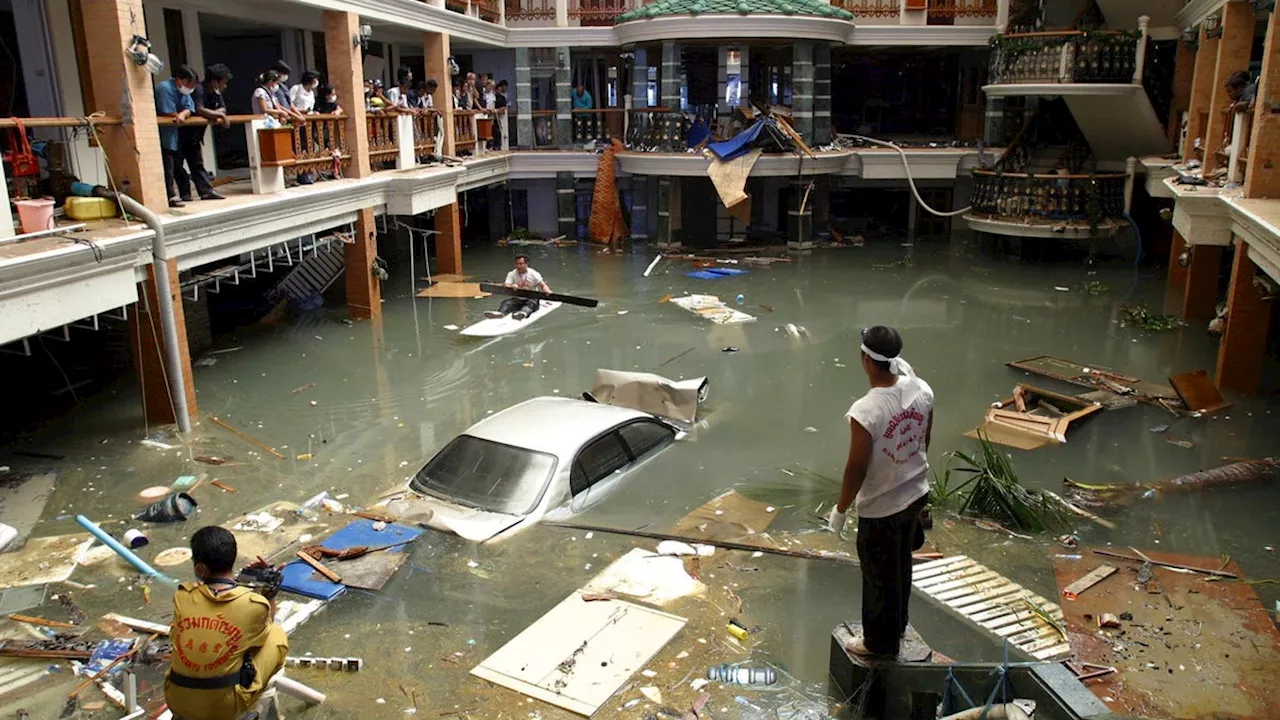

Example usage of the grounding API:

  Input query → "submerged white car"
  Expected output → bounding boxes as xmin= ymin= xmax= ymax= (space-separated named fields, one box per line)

xmin=391 ymin=396 xmax=680 ymax=542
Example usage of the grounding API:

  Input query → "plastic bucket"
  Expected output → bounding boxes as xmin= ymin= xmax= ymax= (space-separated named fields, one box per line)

xmin=15 ymin=198 xmax=55 ymax=234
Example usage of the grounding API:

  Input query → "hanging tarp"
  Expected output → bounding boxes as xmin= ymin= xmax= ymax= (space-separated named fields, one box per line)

xmin=588 ymin=138 xmax=628 ymax=245
xmin=705 ymin=118 xmax=766 ymax=162
xmin=706 ymin=149 xmax=762 ymax=224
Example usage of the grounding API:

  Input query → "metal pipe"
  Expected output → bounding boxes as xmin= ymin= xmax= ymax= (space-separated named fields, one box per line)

xmin=114 ymin=193 xmax=193 ymax=433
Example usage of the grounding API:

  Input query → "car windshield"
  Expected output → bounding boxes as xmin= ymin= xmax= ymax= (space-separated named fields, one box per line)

xmin=410 ymin=435 xmax=556 ymax=516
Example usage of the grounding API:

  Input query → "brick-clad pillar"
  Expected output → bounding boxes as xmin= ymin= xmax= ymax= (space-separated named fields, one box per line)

xmin=555 ymin=46 xmax=572 ymax=148
xmin=630 ymin=175 xmax=648 ymax=241
xmin=1245 ymin=12 xmax=1279 ymax=198
xmin=515 ymin=47 xmax=533 ymax=148
xmin=345 ymin=208 xmax=381 ymax=320
xmin=660 ymin=42 xmax=681 ymax=110
xmin=1167 ymin=229 xmax=1189 ymax=290
xmin=631 ymin=47 xmax=649 ymax=110
xmin=1167 ymin=39 xmax=1196 ymax=147
xmin=792 ymin=42 xmax=815 ymax=145
xmin=557 ymin=171 xmax=576 ymax=240
xmin=130 ymin=260 xmax=197 ymax=425
xmin=80 ymin=0 xmax=167 ymax=210
xmin=1202 ymin=4 xmax=1255 ymax=173
xmin=1215 ymin=241 xmax=1274 ymax=393
xmin=814 ymin=43 xmax=832 ymax=146
xmin=1182 ymin=244 xmax=1223 ymax=321
xmin=425 ymin=31 xmax=456 ymax=157
xmin=435 ymin=202 xmax=463 ymax=275
xmin=1183 ymin=27 xmax=1219 ymax=159
xmin=323 ymin=11 xmax=371 ymax=179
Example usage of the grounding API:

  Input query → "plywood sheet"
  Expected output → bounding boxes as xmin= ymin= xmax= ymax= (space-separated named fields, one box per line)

xmin=0 ymin=534 xmax=92 ymax=589
xmin=416 ymin=282 xmax=490 ymax=298
xmin=670 ymin=489 xmax=777 ymax=542
xmin=0 ymin=471 xmax=57 ymax=552
xmin=1008 ymin=355 xmax=1180 ymax=401
xmin=471 ymin=590 xmax=686 ymax=717
xmin=1169 ymin=369 xmax=1231 ymax=414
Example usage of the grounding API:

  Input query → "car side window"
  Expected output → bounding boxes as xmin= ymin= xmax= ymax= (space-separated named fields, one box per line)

xmin=618 ymin=420 xmax=675 ymax=460
xmin=571 ymin=433 xmax=630 ymax=496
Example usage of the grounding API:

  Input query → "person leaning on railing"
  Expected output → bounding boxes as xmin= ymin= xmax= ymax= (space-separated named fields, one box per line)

xmin=252 ymin=71 xmax=294 ymax=124
xmin=155 ymin=64 xmax=199 ymax=208
xmin=179 ymin=63 xmax=230 ymax=202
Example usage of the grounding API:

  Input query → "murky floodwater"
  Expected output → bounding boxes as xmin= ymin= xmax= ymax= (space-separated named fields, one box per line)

xmin=3 ymin=233 xmax=1279 ymax=719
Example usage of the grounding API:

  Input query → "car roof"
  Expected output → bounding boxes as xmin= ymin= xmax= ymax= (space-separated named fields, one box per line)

xmin=464 ymin=396 xmax=658 ymax=458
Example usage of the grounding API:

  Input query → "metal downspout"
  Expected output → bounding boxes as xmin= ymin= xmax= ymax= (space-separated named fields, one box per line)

xmin=116 ymin=195 xmax=193 ymax=433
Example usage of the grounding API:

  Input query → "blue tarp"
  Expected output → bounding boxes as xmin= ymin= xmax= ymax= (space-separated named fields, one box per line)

xmin=706 ymin=118 xmax=767 ymax=162
xmin=686 ymin=270 xmax=722 ymax=280
xmin=280 ymin=518 xmax=423 ymax=600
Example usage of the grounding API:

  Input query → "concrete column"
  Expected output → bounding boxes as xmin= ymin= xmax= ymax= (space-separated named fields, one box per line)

xmin=1167 ymin=37 xmax=1196 ymax=147
xmin=515 ymin=47 xmax=533 ymax=148
xmin=669 ymin=177 xmax=682 ymax=246
xmin=435 ymin=202 xmax=463 ymax=275
xmin=660 ymin=42 xmax=681 ymax=110
xmin=488 ymin=185 xmax=507 ymax=241
xmin=80 ymin=0 xmax=167 ymax=210
xmin=425 ymin=31 xmax=456 ymax=157
xmin=1202 ymin=3 xmax=1255 ymax=173
xmin=1184 ymin=25 xmax=1220 ymax=159
xmin=1245 ymin=11 xmax=1280 ymax=198
xmin=717 ymin=46 xmax=729 ymax=119
xmin=814 ymin=43 xmax=832 ymax=145
xmin=557 ymin=171 xmax=576 ymax=239
xmin=813 ymin=175 xmax=830 ymax=237
xmin=656 ymin=176 xmax=673 ymax=247
xmin=555 ymin=46 xmax=572 ymax=148
xmin=1167 ymin=229 xmax=1189 ymax=291
xmin=323 ymin=11 xmax=371 ymax=179
xmin=787 ymin=179 xmax=813 ymax=250
xmin=632 ymin=47 xmax=648 ymax=109
xmin=345 ymin=208 xmax=381 ymax=320
xmin=1215 ymin=241 xmax=1273 ymax=393
xmin=792 ymin=42 xmax=815 ymax=145
xmin=983 ymin=96 xmax=1006 ymax=146
xmin=630 ymin=175 xmax=648 ymax=240
xmin=738 ymin=47 xmax=749 ymax=110
xmin=130 ymin=260 xmax=197 ymax=426
xmin=907 ymin=190 xmax=918 ymax=241
xmin=1182 ymin=244 xmax=1222 ymax=321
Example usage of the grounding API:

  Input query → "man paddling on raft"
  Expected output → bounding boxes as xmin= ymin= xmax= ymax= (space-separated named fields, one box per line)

xmin=486 ymin=255 xmax=551 ymax=320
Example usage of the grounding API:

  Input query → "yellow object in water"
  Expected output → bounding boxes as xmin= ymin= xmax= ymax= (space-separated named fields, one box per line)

xmin=64 ymin=196 xmax=118 ymax=221
xmin=726 ymin=622 xmax=749 ymax=641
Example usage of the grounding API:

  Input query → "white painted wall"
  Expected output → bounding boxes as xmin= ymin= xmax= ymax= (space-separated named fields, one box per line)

xmin=43 ymin=0 xmax=107 ymax=185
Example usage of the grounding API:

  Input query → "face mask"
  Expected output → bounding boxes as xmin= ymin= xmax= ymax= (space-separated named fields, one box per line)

xmin=179 ymin=85 xmax=194 ymax=96
xmin=328 ymin=95 xmax=337 ymax=103
xmin=280 ymin=75 xmax=289 ymax=84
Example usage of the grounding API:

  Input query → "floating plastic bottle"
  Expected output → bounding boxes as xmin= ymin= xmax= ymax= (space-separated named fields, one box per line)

xmin=735 ymin=294 xmax=745 ymax=305
xmin=706 ymin=665 xmax=776 ymax=685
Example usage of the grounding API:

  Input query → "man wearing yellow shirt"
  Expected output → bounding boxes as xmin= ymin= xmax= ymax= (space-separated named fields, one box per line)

xmin=165 ymin=526 xmax=288 ymax=720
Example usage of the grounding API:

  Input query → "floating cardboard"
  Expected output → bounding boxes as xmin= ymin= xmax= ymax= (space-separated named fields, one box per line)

xmin=0 ymin=534 xmax=93 ymax=590
xmin=0 ymin=471 xmax=57 ymax=552
xmin=670 ymin=294 xmax=756 ymax=325
xmin=1052 ymin=548 xmax=1280 ymax=719
xmin=912 ymin=555 xmax=1071 ymax=661
xmin=1169 ymin=369 xmax=1231 ymax=414
xmin=671 ymin=489 xmax=777 ymax=542
xmin=580 ymin=547 xmax=706 ymax=606
xmin=471 ymin=590 xmax=687 ymax=717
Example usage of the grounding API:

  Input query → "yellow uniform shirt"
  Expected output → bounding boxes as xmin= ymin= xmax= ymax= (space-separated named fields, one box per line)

xmin=165 ymin=582 xmax=288 ymax=720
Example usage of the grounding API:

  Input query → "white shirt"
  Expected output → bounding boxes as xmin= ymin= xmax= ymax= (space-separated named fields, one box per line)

xmin=252 ymin=87 xmax=277 ymax=111
xmin=289 ymin=84 xmax=315 ymax=112
xmin=504 ymin=268 xmax=544 ymax=290
xmin=385 ymin=86 xmax=410 ymax=108
xmin=845 ymin=375 xmax=933 ymax=519
xmin=482 ymin=91 xmax=496 ymax=110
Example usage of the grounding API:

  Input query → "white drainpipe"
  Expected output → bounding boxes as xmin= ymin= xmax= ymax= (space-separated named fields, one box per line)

xmin=1133 ymin=16 xmax=1151 ymax=84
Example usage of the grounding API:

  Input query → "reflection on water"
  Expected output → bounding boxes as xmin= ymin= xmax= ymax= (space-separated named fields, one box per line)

xmin=4 ymin=237 xmax=1279 ymax=718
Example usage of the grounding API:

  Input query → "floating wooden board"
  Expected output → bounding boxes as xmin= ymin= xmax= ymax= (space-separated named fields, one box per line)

xmin=670 ymin=489 xmax=776 ymax=542
xmin=471 ymin=590 xmax=687 ymax=717
xmin=968 ymin=384 xmax=1103 ymax=450
xmin=416 ymin=282 xmax=490 ymax=298
xmin=1169 ymin=370 xmax=1231 ymax=414
xmin=912 ymin=555 xmax=1070 ymax=661
xmin=1061 ymin=564 xmax=1116 ymax=601
xmin=1007 ymin=355 xmax=1181 ymax=404
xmin=670 ymin=295 xmax=757 ymax=325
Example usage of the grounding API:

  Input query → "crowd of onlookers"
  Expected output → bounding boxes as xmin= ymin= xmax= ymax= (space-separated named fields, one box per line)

xmin=154 ymin=60 xmax=510 ymax=207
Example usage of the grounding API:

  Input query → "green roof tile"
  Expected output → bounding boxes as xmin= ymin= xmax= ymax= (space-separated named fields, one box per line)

xmin=616 ymin=0 xmax=852 ymax=23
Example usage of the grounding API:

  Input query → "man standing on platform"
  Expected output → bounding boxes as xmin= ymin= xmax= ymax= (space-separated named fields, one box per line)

xmin=829 ymin=325 xmax=933 ymax=658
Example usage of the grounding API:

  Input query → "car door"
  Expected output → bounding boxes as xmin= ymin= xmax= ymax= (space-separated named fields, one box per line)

xmin=569 ymin=420 xmax=675 ymax=512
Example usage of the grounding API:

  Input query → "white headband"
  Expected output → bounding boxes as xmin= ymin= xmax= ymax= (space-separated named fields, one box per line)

xmin=861 ymin=343 xmax=915 ymax=378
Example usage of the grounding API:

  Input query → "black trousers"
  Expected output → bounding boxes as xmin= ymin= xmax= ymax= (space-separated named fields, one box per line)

xmin=162 ymin=149 xmax=189 ymax=201
xmin=498 ymin=297 xmax=539 ymax=316
xmin=177 ymin=138 xmax=215 ymax=199
xmin=856 ymin=494 xmax=928 ymax=655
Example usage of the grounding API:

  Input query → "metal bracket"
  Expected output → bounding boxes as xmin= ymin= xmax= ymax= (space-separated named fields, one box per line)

xmin=0 ymin=338 xmax=32 ymax=356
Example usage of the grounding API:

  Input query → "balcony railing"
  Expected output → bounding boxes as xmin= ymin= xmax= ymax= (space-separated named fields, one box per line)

xmin=532 ymin=110 xmax=557 ymax=147
xmin=624 ymin=108 xmax=688 ymax=152
xmin=445 ymin=0 xmax=500 ymax=22
xmin=831 ymin=0 xmax=900 ymax=16
xmin=568 ymin=0 xmax=637 ymax=23
xmin=289 ymin=115 xmax=349 ymax=180
xmin=1218 ymin=106 xmax=1253 ymax=184
xmin=928 ymin=0 xmax=996 ymax=18
xmin=454 ymin=110 xmax=479 ymax=153
xmin=572 ymin=109 xmax=625 ymax=144
xmin=505 ymin=0 xmax=555 ymax=21
xmin=989 ymin=31 xmax=1141 ymax=85
xmin=412 ymin=111 xmax=440 ymax=160
xmin=367 ymin=114 xmax=399 ymax=172
xmin=970 ymin=170 xmax=1128 ymax=223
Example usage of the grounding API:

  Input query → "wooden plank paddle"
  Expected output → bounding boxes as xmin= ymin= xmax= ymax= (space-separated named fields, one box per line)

xmin=477 ymin=283 xmax=600 ymax=308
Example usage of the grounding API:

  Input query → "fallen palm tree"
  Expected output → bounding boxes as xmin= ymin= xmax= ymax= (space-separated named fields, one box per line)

xmin=932 ymin=434 xmax=1075 ymax=533
xmin=1063 ymin=457 xmax=1280 ymax=502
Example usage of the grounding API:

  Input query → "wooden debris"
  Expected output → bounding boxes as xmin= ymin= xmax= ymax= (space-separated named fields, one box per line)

xmin=967 ymin=384 xmax=1102 ymax=450
xmin=207 ymin=416 xmax=286 ymax=459
xmin=101 ymin=614 xmax=170 ymax=636
xmin=1091 ymin=549 xmax=1238 ymax=578
xmin=296 ymin=550 xmax=342 ymax=583
xmin=291 ymin=383 xmax=317 ymax=395
xmin=1160 ymin=458 xmax=1280 ymax=492
xmin=658 ymin=347 xmax=696 ymax=368
xmin=210 ymin=480 xmax=238 ymax=493
xmin=1061 ymin=564 xmax=1117 ymax=601
xmin=193 ymin=455 xmax=227 ymax=466
xmin=8 ymin=614 xmax=78 ymax=629
xmin=1169 ymin=370 xmax=1230 ymax=414
xmin=0 ymin=639 xmax=96 ymax=659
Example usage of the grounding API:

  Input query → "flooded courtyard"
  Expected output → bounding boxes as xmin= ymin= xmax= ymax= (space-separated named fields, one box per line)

xmin=2 ymin=235 xmax=1278 ymax=719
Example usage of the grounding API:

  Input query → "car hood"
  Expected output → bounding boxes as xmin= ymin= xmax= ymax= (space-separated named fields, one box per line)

xmin=410 ymin=494 xmax=526 ymax=542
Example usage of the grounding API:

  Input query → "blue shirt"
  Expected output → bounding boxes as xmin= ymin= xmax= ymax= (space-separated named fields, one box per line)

xmin=155 ymin=78 xmax=195 ymax=152
xmin=572 ymin=89 xmax=593 ymax=110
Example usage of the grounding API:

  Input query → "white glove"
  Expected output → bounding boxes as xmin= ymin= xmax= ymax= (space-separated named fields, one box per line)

xmin=828 ymin=506 xmax=848 ymax=536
